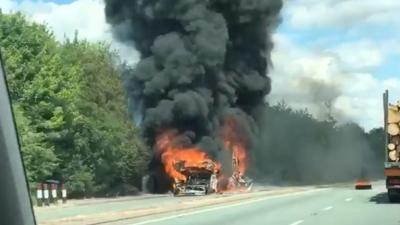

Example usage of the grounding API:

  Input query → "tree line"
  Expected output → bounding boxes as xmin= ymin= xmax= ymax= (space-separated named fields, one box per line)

xmin=251 ymin=102 xmax=385 ymax=184
xmin=1 ymin=12 xmax=150 ymax=198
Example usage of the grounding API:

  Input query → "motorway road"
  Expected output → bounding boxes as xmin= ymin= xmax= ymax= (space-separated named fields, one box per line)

xmin=106 ymin=181 xmax=399 ymax=225
xmin=36 ymin=181 xmax=399 ymax=225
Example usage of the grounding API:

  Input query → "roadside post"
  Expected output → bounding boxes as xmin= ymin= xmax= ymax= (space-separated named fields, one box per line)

xmin=51 ymin=183 xmax=58 ymax=205
xmin=142 ymin=175 xmax=150 ymax=193
xmin=61 ymin=184 xmax=67 ymax=204
xmin=36 ymin=183 xmax=43 ymax=207
xmin=43 ymin=183 xmax=50 ymax=206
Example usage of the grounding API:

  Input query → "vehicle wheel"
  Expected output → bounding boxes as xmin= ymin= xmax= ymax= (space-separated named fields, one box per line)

xmin=173 ymin=188 xmax=179 ymax=196
xmin=388 ymin=190 xmax=399 ymax=203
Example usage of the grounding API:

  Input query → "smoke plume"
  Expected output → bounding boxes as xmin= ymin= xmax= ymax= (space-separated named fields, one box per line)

xmin=105 ymin=0 xmax=283 ymax=190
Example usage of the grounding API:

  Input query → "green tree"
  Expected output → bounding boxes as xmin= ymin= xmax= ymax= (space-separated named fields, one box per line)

xmin=1 ymin=12 xmax=150 ymax=197
xmin=13 ymin=105 xmax=59 ymax=183
xmin=0 ymin=12 xmax=57 ymax=100
xmin=253 ymin=102 xmax=384 ymax=184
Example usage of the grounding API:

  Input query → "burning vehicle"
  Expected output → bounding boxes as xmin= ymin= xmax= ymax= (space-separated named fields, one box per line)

xmin=172 ymin=159 xmax=219 ymax=196
xmin=170 ymin=150 xmax=253 ymax=196
xmin=156 ymin=129 xmax=252 ymax=196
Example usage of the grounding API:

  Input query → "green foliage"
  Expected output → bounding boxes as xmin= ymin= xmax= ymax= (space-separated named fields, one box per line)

xmin=13 ymin=105 xmax=59 ymax=183
xmin=1 ymin=12 xmax=150 ymax=197
xmin=367 ymin=128 xmax=385 ymax=162
xmin=252 ymin=103 xmax=385 ymax=184
xmin=0 ymin=12 xmax=57 ymax=100
xmin=64 ymin=157 xmax=96 ymax=198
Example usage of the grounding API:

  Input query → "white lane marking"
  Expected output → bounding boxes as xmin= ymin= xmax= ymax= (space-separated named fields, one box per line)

xmin=322 ymin=206 xmax=333 ymax=211
xmin=289 ymin=220 xmax=304 ymax=225
xmin=345 ymin=198 xmax=352 ymax=202
xmin=129 ymin=188 xmax=330 ymax=225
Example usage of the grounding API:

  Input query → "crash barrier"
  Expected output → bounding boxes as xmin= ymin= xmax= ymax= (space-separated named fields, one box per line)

xmin=36 ymin=180 xmax=67 ymax=206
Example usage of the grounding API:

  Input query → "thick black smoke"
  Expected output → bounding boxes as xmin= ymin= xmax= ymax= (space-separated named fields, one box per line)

xmin=105 ymin=0 xmax=282 ymax=190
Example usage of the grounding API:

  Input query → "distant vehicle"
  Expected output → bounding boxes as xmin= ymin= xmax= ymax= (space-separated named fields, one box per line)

xmin=354 ymin=177 xmax=372 ymax=190
xmin=383 ymin=90 xmax=400 ymax=202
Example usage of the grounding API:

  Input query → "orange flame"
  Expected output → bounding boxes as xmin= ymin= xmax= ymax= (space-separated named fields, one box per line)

xmin=156 ymin=117 xmax=249 ymax=192
xmin=222 ymin=117 xmax=248 ymax=176
xmin=156 ymin=131 xmax=220 ymax=182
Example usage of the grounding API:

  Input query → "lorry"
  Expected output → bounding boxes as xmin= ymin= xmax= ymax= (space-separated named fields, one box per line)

xmin=172 ymin=160 xmax=218 ymax=196
xmin=383 ymin=90 xmax=400 ymax=202
xmin=171 ymin=156 xmax=253 ymax=196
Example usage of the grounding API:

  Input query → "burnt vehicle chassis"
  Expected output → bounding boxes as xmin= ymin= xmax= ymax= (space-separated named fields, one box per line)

xmin=173 ymin=161 xmax=218 ymax=196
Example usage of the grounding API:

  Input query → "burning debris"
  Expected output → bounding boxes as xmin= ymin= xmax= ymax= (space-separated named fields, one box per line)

xmin=104 ymin=0 xmax=283 ymax=194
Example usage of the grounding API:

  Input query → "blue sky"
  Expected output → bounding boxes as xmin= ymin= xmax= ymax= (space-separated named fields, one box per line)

xmin=262 ymin=0 xmax=400 ymax=129
xmin=278 ymin=7 xmax=400 ymax=80
xmin=280 ymin=24 xmax=400 ymax=80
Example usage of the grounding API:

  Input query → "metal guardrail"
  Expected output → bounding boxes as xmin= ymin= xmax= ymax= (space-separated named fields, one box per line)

xmin=383 ymin=90 xmax=389 ymax=162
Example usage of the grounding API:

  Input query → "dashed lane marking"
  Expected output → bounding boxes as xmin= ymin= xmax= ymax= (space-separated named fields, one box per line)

xmin=322 ymin=206 xmax=333 ymax=211
xmin=128 ymin=188 xmax=330 ymax=225
xmin=289 ymin=220 xmax=304 ymax=225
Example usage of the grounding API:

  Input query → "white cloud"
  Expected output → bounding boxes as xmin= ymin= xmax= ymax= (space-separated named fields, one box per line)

xmin=286 ymin=0 xmax=400 ymax=29
xmin=269 ymin=33 xmax=400 ymax=130
xmin=0 ymin=0 xmax=139 ymax=64
xmin=1 ymin=0 xmax=107 ymax=41
xmin=326 ymin=40 xmax=384 ymax=70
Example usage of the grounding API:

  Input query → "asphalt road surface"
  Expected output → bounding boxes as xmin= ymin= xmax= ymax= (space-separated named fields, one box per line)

xmin=36 ymin=181 xmax=399 ymax=225
xmin=109 ymin=181 xmax=399 ymax=225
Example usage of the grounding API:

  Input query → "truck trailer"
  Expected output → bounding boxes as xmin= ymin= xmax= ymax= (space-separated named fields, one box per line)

xmin=383 ymin=90 xmax=400 ymax=202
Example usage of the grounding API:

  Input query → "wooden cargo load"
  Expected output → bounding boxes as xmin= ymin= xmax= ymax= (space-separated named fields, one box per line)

xmin=386 ymin=97 xmax=400 ymax=162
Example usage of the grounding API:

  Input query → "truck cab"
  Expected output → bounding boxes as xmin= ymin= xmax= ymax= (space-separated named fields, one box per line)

xmin=172 ymin=161 xmax=219 ymax=196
